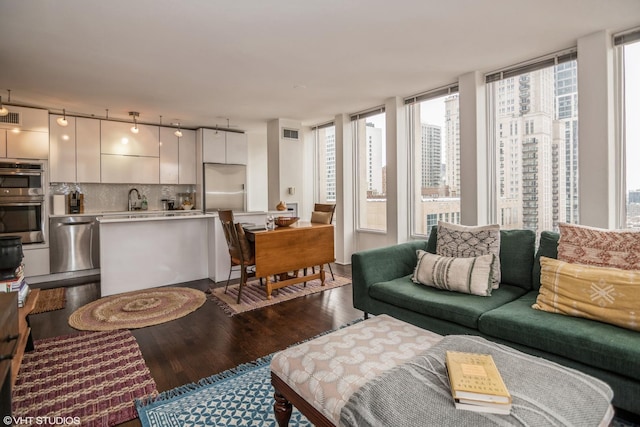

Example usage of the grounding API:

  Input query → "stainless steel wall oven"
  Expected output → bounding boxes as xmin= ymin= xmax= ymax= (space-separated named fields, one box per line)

xmin=0 ymin=162 xmax=45 ymax=244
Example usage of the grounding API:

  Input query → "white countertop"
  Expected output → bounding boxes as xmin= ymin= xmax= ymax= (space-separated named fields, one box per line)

xmin=51 ymin=209 xmax=293 ymax=223
xmin=98 ymin=211 xmax=213 ymax=223
xmin=49 ymin=209 xmax=197 ymax=218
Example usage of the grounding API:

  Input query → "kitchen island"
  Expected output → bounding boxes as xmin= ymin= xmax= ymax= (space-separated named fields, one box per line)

xmin=98 ymin=210 xmax=288 ymax=296
xmin=98 ymin=211 xmax=214 ymax=296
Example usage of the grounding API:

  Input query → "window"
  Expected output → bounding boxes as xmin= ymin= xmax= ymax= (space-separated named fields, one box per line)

xmin=354 ymin=109 xmax=386 ymax=231
xmin=620 ymin=37 xmax=640 ymax=228
xmin=406 ymin=85 xmax=460 ymax=237
xmin=314 ymin=123 xmax=336 ymax=203
xmin=487 ymin=51 xmax=578 ymax=234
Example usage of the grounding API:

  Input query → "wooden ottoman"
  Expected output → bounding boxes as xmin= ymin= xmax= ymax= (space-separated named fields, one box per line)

xmin=270 ymin=314 xmax=615 ymax=427
xmin=270 ymin=314 xmax=442 ymax=426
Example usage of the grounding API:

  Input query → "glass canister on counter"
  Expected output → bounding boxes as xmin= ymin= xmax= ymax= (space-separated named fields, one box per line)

xmin=266 ymin=215 xmax=275 ymax=231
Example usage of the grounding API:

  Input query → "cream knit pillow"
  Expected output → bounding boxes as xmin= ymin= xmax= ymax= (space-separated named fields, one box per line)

xmin=436 ymin=221 xmax=501 ymax=289
xmin=412 ymin=250 xmax=495 ymax=296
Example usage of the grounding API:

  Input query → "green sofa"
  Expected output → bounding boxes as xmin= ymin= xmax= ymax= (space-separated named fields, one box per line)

xmin=352 ymin=230 xmax=640 ymax=415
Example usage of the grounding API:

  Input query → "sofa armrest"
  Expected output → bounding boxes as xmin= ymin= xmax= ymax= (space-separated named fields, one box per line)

xmin=351 ymin=240 xmax=428 ymax=312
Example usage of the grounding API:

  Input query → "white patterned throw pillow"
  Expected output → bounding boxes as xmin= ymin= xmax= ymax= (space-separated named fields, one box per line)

xmin=412 ymin=250 xmax=495 ymax=296
xmin=436 ymin=221 xmax=501 ymax=289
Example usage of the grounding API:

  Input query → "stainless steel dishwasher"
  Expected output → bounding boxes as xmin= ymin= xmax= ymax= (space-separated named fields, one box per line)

xmin=50 ymin=216 xmax=100 ymax=273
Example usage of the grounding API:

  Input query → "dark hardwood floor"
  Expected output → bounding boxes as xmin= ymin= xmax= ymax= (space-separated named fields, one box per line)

xmin=27 ymin=264 xmax=361 ymax=427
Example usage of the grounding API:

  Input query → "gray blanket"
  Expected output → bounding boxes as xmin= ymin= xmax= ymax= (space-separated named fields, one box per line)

xmin=340 ymin=335 xmax=612 ymax=427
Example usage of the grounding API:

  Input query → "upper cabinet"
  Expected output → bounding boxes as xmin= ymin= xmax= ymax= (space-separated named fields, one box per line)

xmin=101 ymin=155 xmax=159 ymax=184
xmin=160 ymin=127 xmax=179 ymax=184
xmin=76 ymin=118 xmax=101 ymax=183
xmin=0 ymin=129 xmax=7 ymax=157
xmin=201 ymin=129 xmax=226 ymax=163
xmin=200 ymin=129 xmax=247 ymax=165
xmin=159 ymin=127 xmax=196 ymax=185
xmin=49 ymin=116 xmax=195 ymax=185
xmin=101 ymin=121 xmax=159 ymax=157
xmin=49 ymin=116 xmax=101 ymax=183
xmin=100 ymin=120 xmax=160 ymax=184
xmin=226 ymin=131 xmax=248 ymax=165
xmin=178 ymin=129 xmax=196 ymax=184
xmin=0 ymin=106 xmax=49 ymax=160
xmin=49 ymin=115 xmax=77 ymax=183
xmin=7 ymin=130 xmax=49 ymax=160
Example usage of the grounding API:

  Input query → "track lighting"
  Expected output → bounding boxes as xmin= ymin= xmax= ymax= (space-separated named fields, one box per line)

xmin=56 ymin=109 xmax=68 ymax=126
xmin=174 ymin=122 xmax=183 ymax=138
xmin=0 ymin=96 xmax=8 ymax=117
xmin=129 ymin=111 xmax=140 ymax=134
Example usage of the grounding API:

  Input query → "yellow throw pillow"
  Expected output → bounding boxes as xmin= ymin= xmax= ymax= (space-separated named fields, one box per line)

xmin=533 ymin=256 xmax=640 ymax=331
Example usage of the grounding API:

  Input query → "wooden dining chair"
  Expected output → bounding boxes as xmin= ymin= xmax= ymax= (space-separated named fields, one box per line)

xmin=310 ymin=203 xmax=336 ymax=280
xmin=219 ymin=215 xmax=257 ymax=303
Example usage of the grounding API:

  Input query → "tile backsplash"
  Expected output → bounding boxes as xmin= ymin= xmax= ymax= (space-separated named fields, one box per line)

xmin=49 ymin=183 xmax=197 ymax=213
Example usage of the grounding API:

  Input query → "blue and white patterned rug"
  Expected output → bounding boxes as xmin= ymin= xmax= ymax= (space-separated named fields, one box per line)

xmin=136 ymin=354 xmax=310 ymax=427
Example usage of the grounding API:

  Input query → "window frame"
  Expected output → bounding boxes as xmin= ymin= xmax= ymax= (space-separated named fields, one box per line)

xmin=614 ymin=27 xmax=640 ymax=228
xmin=351 ymin=106 xmax=387 ymax=233
xmin=484 ymin=47 xmax=579 ymax=233
xmin=404 ymin=83 xmax=460 ymax=238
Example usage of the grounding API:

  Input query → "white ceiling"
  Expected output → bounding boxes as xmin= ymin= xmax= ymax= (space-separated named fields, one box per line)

xmin=0 ymin=0 xmax=638 ymax=132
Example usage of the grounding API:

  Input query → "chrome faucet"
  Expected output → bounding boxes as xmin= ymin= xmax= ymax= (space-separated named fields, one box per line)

xmin=128 ymin=188 xmax=140 ymax=211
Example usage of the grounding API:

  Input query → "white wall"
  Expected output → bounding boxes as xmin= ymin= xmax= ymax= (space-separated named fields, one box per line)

xmin=246 ymin=130 xmax=268 ymax=212
xmin=459 ymin=71 xmax=488 ymax=226
xmin=267 ymin=118 xmax=306 ymax=215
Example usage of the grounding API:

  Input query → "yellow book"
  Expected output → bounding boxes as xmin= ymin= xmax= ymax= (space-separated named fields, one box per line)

xmin=445 ymin=351 xmax=512 ymax=406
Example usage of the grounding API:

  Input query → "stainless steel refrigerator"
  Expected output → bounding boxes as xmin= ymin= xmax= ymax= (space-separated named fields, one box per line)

xmin=203 ymin=163 xmax=247 ymax=212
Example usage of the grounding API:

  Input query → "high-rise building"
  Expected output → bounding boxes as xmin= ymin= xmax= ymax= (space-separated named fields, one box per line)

xmin=445 ymin=95 xmax=460 ymax=196
xmin=421 ymin=124 xmax=442 ymax=188
xmin=365 ymin=122 xmax=384 ymax=195
xmin=324 ymin=128 xmax=336 ymax=202
xmin=491 ymin=60 xmax=579 ymax=233
xmin=555 ymin=61 xmax=579 ymax=226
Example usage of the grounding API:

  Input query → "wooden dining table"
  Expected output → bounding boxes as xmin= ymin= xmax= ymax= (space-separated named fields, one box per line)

xmin=244 ymin=222 xmax=335 ymax=300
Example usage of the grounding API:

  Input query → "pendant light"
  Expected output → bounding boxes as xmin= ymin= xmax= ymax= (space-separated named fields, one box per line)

xmin=56 ymin=109 xmax=69 ymax=126
xmin=174 ymin=122 xmax=183 ymax=138
xmin=129 ymin=111 xmax=140 ymax=134
xmin=0 ymin=92 xmax=8 ymax=117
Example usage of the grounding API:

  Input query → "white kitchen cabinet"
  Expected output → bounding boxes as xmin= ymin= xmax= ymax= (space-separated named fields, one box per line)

xmin=201 ymin=128 xmax=226 ymax=163
xmin=49 ymin=115 xmax=76 ymax=183
xmin=200 ymin=129 xmax=247 ymax=165
xmin=101 ymin=154 xmax=159 ymax=184
xmin=179 ymin=129 xmax=196 ymax=184
xmin=76 ymin=117 xmax=101 ymax=183
xmin=23 ymin=248 xmax=50 ymax=278
xmin=7 ymin=130 xmax=49 ymax=159
xmin=101 ymin=120 xmax=159 ymax=157
xmin=0 ymin=106 xmax=49 ymax=133
xmin=160 ymin=127 xmax=179 ymax=184
xmin=0 ymin=130 xmax=6 ymax=157
xmin=0 ymin=106 xmax=48 ymax=159
xmin=225 ymin=131 xmax=248 ymax=165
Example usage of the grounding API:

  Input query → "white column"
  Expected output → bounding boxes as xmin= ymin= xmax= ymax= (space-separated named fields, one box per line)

xmin=459 ymin=71 xmax=488 ymax=225
xmin=385 ymin=96 xmax=409 ymax=244
xmin=578 ymin=30 xmax=617 ymax=228
xmin=335 ymin=113 xmax=355 ymax=265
